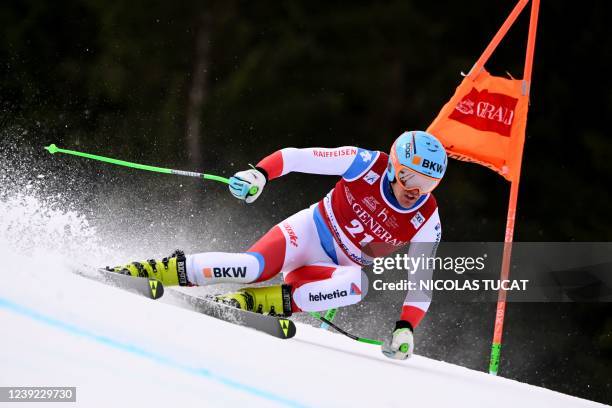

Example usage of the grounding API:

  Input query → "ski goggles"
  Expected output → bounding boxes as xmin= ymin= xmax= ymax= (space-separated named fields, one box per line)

xmin=389 ymin=153 xmax=441 ymax=195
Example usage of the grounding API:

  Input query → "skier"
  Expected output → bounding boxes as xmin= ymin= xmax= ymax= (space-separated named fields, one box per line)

xmin=111 ymin=130 xmax=446 ymax=360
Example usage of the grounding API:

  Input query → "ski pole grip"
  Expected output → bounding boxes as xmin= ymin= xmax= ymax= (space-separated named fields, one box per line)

xmin=248 ymin=186 xmax=259 ymax=195
xmin=399 ymin=343 xmax=409 ymax=353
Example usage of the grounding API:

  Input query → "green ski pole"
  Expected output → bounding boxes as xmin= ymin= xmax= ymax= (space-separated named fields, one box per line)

xmin=44 ymin=144 xmax=259 ymax=195
xmin=320 ymin=308 xmax=337 ymax=330
xmin=309 ymin=312 xmax=382 ymax=346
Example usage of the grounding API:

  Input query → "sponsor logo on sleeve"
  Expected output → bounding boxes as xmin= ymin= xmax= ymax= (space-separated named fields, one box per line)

xmin=359 ymin=150 xmax=373 ymax=162
xmin=350 ymin=282 xmax=362 ymax=295
xmin=313 ymin=148 xmax=357 ymax=158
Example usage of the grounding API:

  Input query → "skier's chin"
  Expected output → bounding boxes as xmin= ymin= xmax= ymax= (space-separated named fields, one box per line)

xmin=390 ymin=181 xmax=421 ymax=208
xmin=397 ymin=194 xmax=419 ymax=208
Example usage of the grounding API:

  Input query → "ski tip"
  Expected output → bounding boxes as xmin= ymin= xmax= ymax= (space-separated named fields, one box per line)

xmin=278 ymin=318 xmax=297 ymax=339
xmin=147 ymin=279 xmax=164 ymax=299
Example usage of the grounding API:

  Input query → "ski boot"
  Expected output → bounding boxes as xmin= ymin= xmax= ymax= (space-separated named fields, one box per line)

xmin=214 ymin=284 xmax=293 ymax=317
xmin=107 ymin=250 xmax=189 ymax=286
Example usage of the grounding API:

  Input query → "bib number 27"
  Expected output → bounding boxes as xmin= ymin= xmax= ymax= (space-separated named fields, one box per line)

xmin=345 ymin=219 xmax=374 ymax=246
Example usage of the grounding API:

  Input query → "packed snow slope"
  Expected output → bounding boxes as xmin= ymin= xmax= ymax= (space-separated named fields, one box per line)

xmin=0 ymin=164 xmax=605 ymax=407
xmin=0 ymin=256 xmax=606 ymax=407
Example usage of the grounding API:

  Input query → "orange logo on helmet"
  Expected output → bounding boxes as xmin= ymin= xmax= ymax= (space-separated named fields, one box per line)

xmin=412 ymin=156 xmax=422 ymax=165
xmin=202 ymin=268 xmax=212 ymax=278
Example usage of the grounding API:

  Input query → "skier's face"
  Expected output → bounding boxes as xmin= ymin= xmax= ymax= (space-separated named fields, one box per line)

xmin=391 ymin=180 xmax=421 ymax=207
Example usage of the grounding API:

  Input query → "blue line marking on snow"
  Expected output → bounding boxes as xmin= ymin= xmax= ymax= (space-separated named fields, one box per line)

xmin=0 ymin=297 xmax=307 ymax=408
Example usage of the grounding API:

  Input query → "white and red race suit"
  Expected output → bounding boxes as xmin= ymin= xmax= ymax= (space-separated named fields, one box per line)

xmin=186 ymin=147 xmax=441 ymax=328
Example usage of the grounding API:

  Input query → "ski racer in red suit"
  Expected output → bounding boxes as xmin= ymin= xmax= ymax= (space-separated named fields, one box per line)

xmin=111 ymin=130 xmax=447 ymax=360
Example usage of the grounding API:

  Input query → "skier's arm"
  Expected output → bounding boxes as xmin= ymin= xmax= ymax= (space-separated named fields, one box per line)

xmin=400 ymin=208 xmax=441 ymax=328
xmin=383 ymin=209 xmax=441 ymax=360
xmin=255 ymin=147 xmax=367 ymax=180
xmin=229 ymin=146 xmax=373 ymax=203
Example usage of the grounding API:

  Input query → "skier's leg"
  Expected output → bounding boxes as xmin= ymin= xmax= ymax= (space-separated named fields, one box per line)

xmin=192 ymin=204 xmax=370 ymax=315
xmin=109 ymin=207 xmax=316 ymax=288
xmin=185 ymin=206 xmax=317 ymax=286
xmin=284 ymin=263 xmax=368 ymax=312
xmin=185 ymin=250 xmax=269 ymax=286
xmin=211 ymin=206 xmax=337 ymax=315
xmin=107 ymin=248 xmax=262 ymax=287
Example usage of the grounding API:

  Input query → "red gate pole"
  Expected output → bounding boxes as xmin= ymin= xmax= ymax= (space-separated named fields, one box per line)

xmin=488 ymin=0 xmax=540 ymax=376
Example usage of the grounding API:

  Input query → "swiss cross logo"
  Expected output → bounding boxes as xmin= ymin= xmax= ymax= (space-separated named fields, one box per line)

xmin=449 ymin=88 xmax=518 ymax=137
xmin=359 ymin=150 xmax=372 ymax=162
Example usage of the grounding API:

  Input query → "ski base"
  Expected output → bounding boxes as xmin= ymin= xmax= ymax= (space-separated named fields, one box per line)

xmin=72 ymin=265 xmax=164 ymax=300
xmin=167 ymin=290 xmax=296 ymax=339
